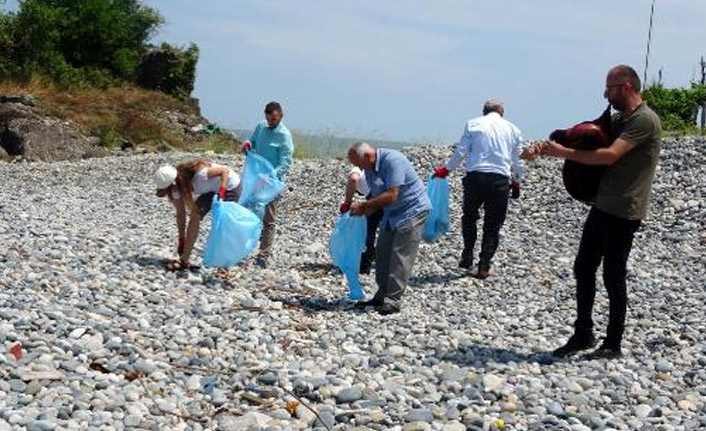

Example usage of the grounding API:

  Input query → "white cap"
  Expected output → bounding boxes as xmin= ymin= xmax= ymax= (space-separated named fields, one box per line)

xmin=154 ymin=165 xmax=177 ymax=189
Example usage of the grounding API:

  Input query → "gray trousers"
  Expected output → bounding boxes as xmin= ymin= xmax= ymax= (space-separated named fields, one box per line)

xmin=259 ymin=196 xmax=280 ymax=258
xmin=373 ymin=212 xmax=427 ymax=307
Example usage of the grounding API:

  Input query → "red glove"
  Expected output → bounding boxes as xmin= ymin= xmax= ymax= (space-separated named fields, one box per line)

xmin=242 ymin=141 xmax=252 ymax=153
xmin=433 ymin=165 xmax=449 ymax=179
xmin=510 ymin=181 xmax=521 ymax=199
xmin=218 ymin=185 xmax=226 ymax=199
xmin=339 ymin=203 xmax=351 ymax=214
xmin=177 ymin=236 xmax=185 ymax=255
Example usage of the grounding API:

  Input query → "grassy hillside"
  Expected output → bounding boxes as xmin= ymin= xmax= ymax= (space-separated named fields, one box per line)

xmin=0 ymin=77 xmax=238 ymax=154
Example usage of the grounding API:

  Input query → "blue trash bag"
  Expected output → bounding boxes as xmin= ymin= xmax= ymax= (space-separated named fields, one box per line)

xmin=203 ymin=196 xmax=263 ymax=268
xmin=423 ymin=175 xmax=450 ymax=243
xmin=328 ymin=213 xmax=367 ymax=300
xmin=238 ymin=152 xmax=286 ymax=219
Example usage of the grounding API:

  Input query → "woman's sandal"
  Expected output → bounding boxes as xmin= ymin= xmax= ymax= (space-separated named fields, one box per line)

xmin=213 ymin=268 xmax=231 ymax=278
xmin=164 ymin=260 xmax=187 ymax=271
xmin=164 ymin=260 xmax=202 ymax=272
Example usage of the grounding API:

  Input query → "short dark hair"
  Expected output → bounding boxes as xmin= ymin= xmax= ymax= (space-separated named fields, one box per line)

xmin=612 ymin=65 xmax=641 ymax=92
xmin=264 ymin=101 xmax=283 ymax=114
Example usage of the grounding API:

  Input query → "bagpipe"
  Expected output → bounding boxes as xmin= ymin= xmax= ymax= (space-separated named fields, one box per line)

xmin=523 ymin=105 xmax=614 ymax=202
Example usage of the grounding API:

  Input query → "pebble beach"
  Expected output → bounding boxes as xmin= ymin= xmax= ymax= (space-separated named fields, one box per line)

xmin=0 ymin=138 xmax=704 ymax=431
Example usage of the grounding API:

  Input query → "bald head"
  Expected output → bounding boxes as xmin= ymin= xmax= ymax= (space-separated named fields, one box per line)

xmin=605 ymin=64 xmax=644 ymax=113
xmin=483 ymin=99 xmax=504 ymax=116
xmin=608 ymin=65 xmax=641 ymax=92
xmin=348 ymin=142 xmax=376 ymax=170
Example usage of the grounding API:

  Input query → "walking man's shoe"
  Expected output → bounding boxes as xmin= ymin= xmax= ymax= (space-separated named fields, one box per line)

xmin=552 ymin=333 xmax=597 ymax=357
xmin=471 ymin=267 xmax=491 ymax=279
xmin=458 ymin=256 xmax=473 ymax=269
xmin=584 ymin=345 xmax=622 ymax=360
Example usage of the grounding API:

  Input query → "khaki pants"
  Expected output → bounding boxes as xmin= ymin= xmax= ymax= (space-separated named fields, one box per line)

xmin=259 ymin=196 xmax=280 ymax=258
xmin=373 ymin=211 xmax=427 ymax=307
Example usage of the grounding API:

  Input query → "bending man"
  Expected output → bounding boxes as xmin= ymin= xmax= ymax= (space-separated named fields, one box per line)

xmin=348 ymin=142 xmax=430 ymax=315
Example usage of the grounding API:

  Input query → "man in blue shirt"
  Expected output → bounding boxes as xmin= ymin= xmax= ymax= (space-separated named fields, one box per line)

xmin=348 ymin=142 xmax=430 ymax=315
xmin=242 ymin=102 xmax=294 ymax=267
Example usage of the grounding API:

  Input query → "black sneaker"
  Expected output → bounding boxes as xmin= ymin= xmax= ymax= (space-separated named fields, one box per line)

xmin=375 ymin=303 xmax=400 ymax=315
xmin=584 ymin=345 xmax=622 ymax=360
xmin=354 ymin=298 xmax=383 ymax=309
xmin=552 ymin=333 xmax=597 ymax=358
xmin=458 ymin=257 xmax=473 ymax=269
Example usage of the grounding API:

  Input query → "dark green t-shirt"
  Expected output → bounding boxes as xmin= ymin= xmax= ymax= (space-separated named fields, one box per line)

xmin=595 ymin=103 xmax=661 ymax=220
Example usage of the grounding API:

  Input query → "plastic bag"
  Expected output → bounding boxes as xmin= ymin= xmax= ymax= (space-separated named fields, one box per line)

xmin=423 ymin=175 xmax=450 ymax=243
xmin=238 ymin=152 xmax=285 ymax=218
xmin=203 ymin=196 xmax=262 ymax=267
xmin=328 ymin=213 xmax=367 ymax=300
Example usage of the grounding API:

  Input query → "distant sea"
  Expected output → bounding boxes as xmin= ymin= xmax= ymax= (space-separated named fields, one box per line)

xmin=228 ymin=129 xmax=413 ymax=159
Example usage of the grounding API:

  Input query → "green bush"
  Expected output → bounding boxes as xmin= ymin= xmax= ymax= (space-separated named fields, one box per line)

xmin=136 ymin=43 xmax=199 ymax=98
xmin=0 ymin=4 xmax=20 ymax=79
xmin=0 ymin=0 xmax=198 ymax=96
xmin=643 ymin=84 xmax=706 ymax=132
xmin=99 ymin=126 xmax=122 ymax=150
xmin=13 ymin=0 xmax=162 ymax=84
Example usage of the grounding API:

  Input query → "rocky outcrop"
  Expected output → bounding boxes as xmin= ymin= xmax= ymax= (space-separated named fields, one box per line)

xmin=0 ymin=95 xmax=107 ymax=162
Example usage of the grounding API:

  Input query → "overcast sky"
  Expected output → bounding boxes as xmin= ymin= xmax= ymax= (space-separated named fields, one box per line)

xmin=8 ymin=0 xmax=706 ymax=142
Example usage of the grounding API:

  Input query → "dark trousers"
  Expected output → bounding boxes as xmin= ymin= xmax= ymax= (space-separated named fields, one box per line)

xmin=574 ymin=207 xmax=641 ymax=349
xmin=361 ymin=208 xmax=383 ymax=265
xmin=461 ymin=172 xmax=510 ymax=270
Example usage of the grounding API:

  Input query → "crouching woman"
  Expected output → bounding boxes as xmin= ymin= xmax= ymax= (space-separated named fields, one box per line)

xmin=154 ymin=159 xmax=242 ymax=269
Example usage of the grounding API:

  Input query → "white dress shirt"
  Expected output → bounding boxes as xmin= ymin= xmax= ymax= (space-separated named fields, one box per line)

xmin=445 ymin=112 xmax=525 ymax=182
